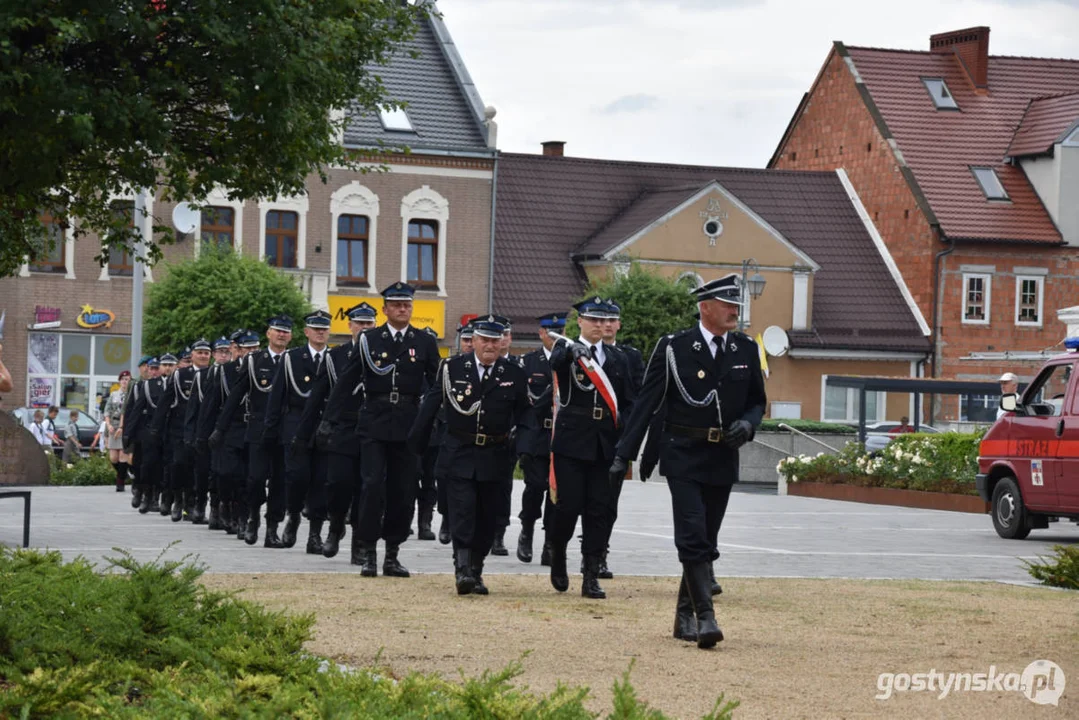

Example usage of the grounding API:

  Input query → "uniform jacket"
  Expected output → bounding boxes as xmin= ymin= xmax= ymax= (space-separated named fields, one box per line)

xmin=216 ymin=348 xmax=282 ymax=444
xmin=293 ymin=339 xmax=356 ymax=451
xmin=331 ymin=323 xmax=439 ymax=442
xmin=183 ymin=366 xmax=209 ymax=447
xmin=201 ymin=360 xmax=246 ymax=449
xmin=152 ymin=366 xmax=198 ymax=440
xmin=516 ymin=347 xmax=555 ymax=457
xmin=549 ymin=338 xmax=637 ymax=463
xmin=263 ymin=345 xmax=325 ymax=445
xmin=409 ymin=353 xmax=530 ymax=482
xmin=613 ymin=342 xmax=645 ymax=388
xmin=616 ymin=327 xmax=766 ymax=485
xmin=124 ymin=376 xmax=165 ymax=447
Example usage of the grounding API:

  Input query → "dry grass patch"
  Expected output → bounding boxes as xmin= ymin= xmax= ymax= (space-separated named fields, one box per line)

xmin=201 ymin=573 xmax=1079 ymax=719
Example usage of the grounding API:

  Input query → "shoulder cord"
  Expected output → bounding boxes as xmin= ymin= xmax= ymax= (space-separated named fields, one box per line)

xmin=666 ymin=343 xmax=722 ymax=425
xmin=145 ymin=379 xmax=159 ymax=410
xmin=247 ymin=353 xmax=272 ymax=394
xmin=194 ymin=369 xmax=205 ymax=402
xmin=283 ymin=353 xmax=310 ymax=399
xmin=326 ymin=353 xmax=338 ymax=388
xmin=442 ymin=361 xmax=481 ymax=417
xmin=175 ymin=369 xmax=192 ymax=404
xmin=220 ymin=365 xmax=231 ymax=400
xmin=359 ymin=333 xmax=396 ymax=378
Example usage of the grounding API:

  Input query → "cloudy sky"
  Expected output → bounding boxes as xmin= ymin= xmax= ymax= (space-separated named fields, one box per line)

xmin=442 ymin=0 xmax=1079 ymax=168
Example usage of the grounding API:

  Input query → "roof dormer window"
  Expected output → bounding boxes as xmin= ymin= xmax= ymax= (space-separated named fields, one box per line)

xmin=971 ymin=167 xmax=1009 ymax=201
xmin=922 ymin=78 xmax=959 ymax=110
xmin=379 ymin=105 xmax=415 ymax=132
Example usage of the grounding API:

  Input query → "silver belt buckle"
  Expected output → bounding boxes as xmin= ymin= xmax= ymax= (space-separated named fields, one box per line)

xmin=389 ymin=391 xmax=399 ymax=404
xmin=543 ymin=418 xmax=552 ymax=429
xmin=707 ymin=427 xmax=723 ymax=443
xmin=592 ymin=407 xmax=603 ymax=421
xmin=475 ymin=433 xmax=487 ymax=446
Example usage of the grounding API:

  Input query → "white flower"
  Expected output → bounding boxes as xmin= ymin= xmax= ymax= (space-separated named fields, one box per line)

xmin=65 ymin=463 xmax=74 ymax=469
xmin=791 ymin=475 xmax=799 ymax=483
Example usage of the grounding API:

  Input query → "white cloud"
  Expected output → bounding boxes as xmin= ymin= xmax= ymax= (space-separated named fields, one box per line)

xmin=598 ymin=94 xmax=660 ymax=114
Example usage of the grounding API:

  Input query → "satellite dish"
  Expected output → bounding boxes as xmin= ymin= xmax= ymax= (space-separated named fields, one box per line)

xmin=172 ymin=203 xmax=200 ymax=235
xmin=762 ymin=326 xmax=790 ymax=357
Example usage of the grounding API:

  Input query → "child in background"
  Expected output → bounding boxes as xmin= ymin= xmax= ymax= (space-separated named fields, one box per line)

xmin=62 ymin=410 xmax=82 ymax=463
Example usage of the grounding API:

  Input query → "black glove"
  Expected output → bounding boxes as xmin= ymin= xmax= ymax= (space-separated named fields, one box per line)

xmin=207 ymin=429 xmax=223 ymax=450
xmin=640 ymin=458 xmax=655 ymax=482
xmin=570 ymin=343 xmax=590 ymax=361
xmin=723 ymin=419 xmax=752 ymax=449
xmin=608 ymin=456 xmax=628 ymax=485
xmin=314 ymin=421 xmax=334 ymax=448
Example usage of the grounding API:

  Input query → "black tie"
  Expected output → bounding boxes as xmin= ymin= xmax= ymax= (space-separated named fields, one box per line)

xmin=394 ymin=332 xmax=403 ymax=347
xmin=481 ymin=364 xmax=491 ymax=382
xmin=713 ymin=336 xmax=725 ymax=374
xmin=590 ymin=345 xmax=598 ymax=361
xmin=313 ymin=352 xmax=322 ymax=371
xmin=273 ymin=354 xmax=280 ymax=366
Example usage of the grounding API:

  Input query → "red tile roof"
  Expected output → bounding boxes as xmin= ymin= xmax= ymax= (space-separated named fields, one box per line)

xmin=845 ymin=46 xmax=1079 ymax=243
xmin=494 ymin=152 xmax=930 ymax=353
xmin=1007 ymin=91 xmax=1079 ymax=157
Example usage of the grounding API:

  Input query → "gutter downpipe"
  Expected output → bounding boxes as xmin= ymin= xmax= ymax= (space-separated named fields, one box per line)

xmin=487 ymin=152 xmax=498 ymax=312
xmin=930 ymin=231 xmax=955 ymax=424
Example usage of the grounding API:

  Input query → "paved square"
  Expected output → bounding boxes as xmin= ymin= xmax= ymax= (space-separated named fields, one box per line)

xmin=2 ymin=482 xmax=1076 ymax=583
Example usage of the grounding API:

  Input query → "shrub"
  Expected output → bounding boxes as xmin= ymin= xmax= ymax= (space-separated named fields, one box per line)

xmin=0 ymin=548 xmax=739 ymax=718
xmin=1025 ymin=545 xmax=1079 ymax=590
xmin=758 ymin=419 xmax=856 ymax=434
xmin=47 ymin=452 xmax=116 ymax=486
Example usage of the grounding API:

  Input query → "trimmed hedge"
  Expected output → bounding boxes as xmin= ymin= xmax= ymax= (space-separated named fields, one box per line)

xmin=47 ymin=452 xmax=116 ymax=486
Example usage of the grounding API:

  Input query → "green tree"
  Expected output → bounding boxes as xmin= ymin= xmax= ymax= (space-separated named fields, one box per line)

xmin=567 ymin=264 xmax=699 ymax=357
xmin=144 ymin=246 xmax=310 ymax=354
xmin=0 ymin=0 xmax=422 ymax=277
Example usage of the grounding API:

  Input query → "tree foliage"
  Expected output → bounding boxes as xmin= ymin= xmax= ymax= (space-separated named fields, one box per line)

xmin=567 ymin=264 xmax=699 ymax=357
xmin=0 ymin=0 xmax=423 ymax=277
xmin=144 ymin=246 xmax=310 ymax=354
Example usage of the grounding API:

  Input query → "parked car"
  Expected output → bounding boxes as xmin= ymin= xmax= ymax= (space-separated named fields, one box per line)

xmin=10 ymin=407 xmax=99 ymax=457
xmin=976 ymin=338 xmax=1079 ymax=539
xmin=858 ymin=421 xmax=941 ymax=454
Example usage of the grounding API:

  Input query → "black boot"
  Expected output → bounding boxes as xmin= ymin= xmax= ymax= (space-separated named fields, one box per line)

xmin=684 ymin=562 xmax=724 ymax=649
xmin=159 ymin=490 xmax=173 ymax=517
xmin=417 ymin=505 xmax=435 ymax=541
xmin=244 ymin=510 xmax=260 ymax=546
xmin=219 ymin=501 xmax=232 ymax=532
xmin=454 ymin=549 xmax=476 ymax=595
xmin=281 ymin=512 xmax=301 ymax=549
xmin=471 ymin=556 xmax=489 ymax=595
xmin=131 ymin=484 xmax=142 ymax=509
xmin=360 ymin=544 xmax=378 ymax=577
xmin=114 ymin=463 xmax=126 ymax=492
xmin=540 ymin=539 xmax=552 ymax=567
xmin=438 ymin=515 xmax=451 ymax=545
xmin=137 ymin=485 xmax=151 ymax=514
xmin=549 ymin=543 xmax=568 ymax=592
xmin=234 ymin=503 xmax=246 ymax=540
xmin=350 ymin=535 xmax=364 ymax=567
xmin=306 ymin=519 xmax=325 ymax=555
xmin=710 ymin=562 xmax=723 ymax=596
xmin=192 ymin=498 xmax=207 ymax=525
xmin=490 ymin=528 xmax=508 ymax=556
xmin=183 ymin=493 xmax=195 ymax=522
xmin=598 ymin=550 xmax=613 ymax=580
xmin=207 ymin=499 xmax=221 ymax=529
xmin=581 ymin=554 xmax=606 ymax=600
xmin=170 ymin=491 xmax=184 ymax=522
xmin=148 ymin=490 xmax=161 ymax=514
xmin=672 ymin=576 xmax=698 ymax=642
xmin=516 ymin=521 xmax=534 ymax=563
xmin=323 ymin=515 xmax=346 ymax=558
xmin=383 ymin=544 xmax=410 ymax=577
xmin=264 ymin=521 xmax=283 ymax=549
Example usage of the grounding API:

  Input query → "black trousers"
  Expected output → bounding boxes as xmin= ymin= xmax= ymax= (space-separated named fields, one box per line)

xmin=169 ymin=443 xmax=192 ymax=492
xmin=447 ymin=475 xmax=502 ymax=557
xmin=216 ymin=443 xmax=247 ymax=507
xmin=247 ymin=443 xmax=286 ymax=523
xmin=416 ymin=445 xmax=439 ymax=511
xmin=547 ymin=454 xmax=615 ymax=557
xmin=193 ymin=447 xmax=211 ymax=502
xmin=284 ymin=445 xmax=328 ymax=520
xmin=355 ymin=438 xmax=415 ymax=546
xmin=437 ymin=470 xmax=449 ymax=517
xmin=666 ymin=476 xmax=733 ymax=564
xmin=140 ymin=441 xmax=162 ymax=491
xmin=325 ymin=449 xmax=361 ymax=521
xmin=518 ymin=453 xmax=552 ymax=528
xmin=130 ymin=441 xmax=142 ymax=485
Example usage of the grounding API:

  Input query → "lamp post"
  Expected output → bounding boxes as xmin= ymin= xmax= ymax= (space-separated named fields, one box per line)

xmin=739 ymin=258 xmax=766 ymax=331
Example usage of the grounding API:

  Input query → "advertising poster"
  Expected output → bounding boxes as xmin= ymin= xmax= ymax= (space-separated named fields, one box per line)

xmin=28 ymin=377 xmax=56 ymax=408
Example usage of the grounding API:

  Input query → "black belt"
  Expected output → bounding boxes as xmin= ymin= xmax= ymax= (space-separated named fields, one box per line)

xmin=558 ymin=405 xmax=611 ymax=421
xmin=368 ymin=392 xmax=419 ymax=405
xmin=449 ymin=429 xmax=509 ymax=446
xmin=664 ymin=422 xmax=724 ymax=443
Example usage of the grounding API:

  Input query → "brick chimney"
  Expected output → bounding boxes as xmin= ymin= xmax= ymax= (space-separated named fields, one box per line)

xmin=541 ymin=141 xmax=565 ymax=157
xmin=930 ymin=26 xmax=990 ymax=93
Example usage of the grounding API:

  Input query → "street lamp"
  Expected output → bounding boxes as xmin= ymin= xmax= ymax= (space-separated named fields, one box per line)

xmin=740 ymin=258 xmax=766 ymax=330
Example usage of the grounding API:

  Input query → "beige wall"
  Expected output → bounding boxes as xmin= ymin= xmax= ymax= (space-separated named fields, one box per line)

xmin=765 ymin=355 xmax=914 ymax=423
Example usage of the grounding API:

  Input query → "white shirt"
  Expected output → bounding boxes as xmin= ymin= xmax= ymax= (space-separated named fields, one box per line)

xmin=31 ymin=422 xmax=50 ymax=446
xmin=476 ymin=357 xmax=495 ymax=383
xmin=697 ymin=322 xmax=728 ymax=359
xmin=542 ymin=346 xmax=552 ymax=362
xmin=307 ymin=345 xmax=325 ymax=364
xmin=577 ymin=337 xmax=605 ymax=366
xmin=387 ymin=324 xmax=408 ymax=342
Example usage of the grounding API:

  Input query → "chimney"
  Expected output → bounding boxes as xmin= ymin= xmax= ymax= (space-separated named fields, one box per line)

xmin=542 ymin=140 xmax=565 ymax=157
xmin=930 ymin=26 xmax=990 ymax=93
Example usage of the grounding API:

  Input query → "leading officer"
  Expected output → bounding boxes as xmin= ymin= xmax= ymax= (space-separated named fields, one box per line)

xmin=611 ymin=274 xmax=766 ymax=649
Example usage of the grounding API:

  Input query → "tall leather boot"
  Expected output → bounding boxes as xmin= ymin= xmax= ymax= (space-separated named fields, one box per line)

xmin=159 ymin=489 xmax=172 ymax=516
xmin=471 ymin=556 xmax=489 ymax=595
xmin=281 ymin=512 xmax=301 ymax=548
xmin=244 ymin=509 xmax=260 ymax=545
xmin=219 ymin=501 xmax=233 ymax=534
xmin=183 ymin=492 xmax=195 ymax=522
xmin=207 ymin=498 xmax=221 ymax=529
xmin=672 ymin=576 xmax=698 ymax=642
xmin=490 ymin=528 xmax=508 ymax=556
xmin=306 ymin=519 xmax=325 ymax=555
xmin=234 ymin=502 xmax=246 ymax=540
xmin=417 ymin=505 xmax=435 ymax=541
xmin=131 ymin=484 xmax=142 ymax=509
xmin=383 ymin=544 xmax=410 ymax=577
xmin=114 ymin=462 xmax=126 ymax=493
xmin=684 ymin=562 xmax=724 ymax=649
xmin=170 ymin=491 xmax=184 ymax=522
xmin=322 ymin=514 xmax=346 ymax=558
xmin=192 ymin=498 xmax=207 ymax=525
xmin=148 ymin=489 xmax=161 ymax=514
xmin=137 ymin=485 xmax=151 ymax=514
xmin=598 ymin=548 xmax=613 ymax=579
xmin=438 ymin=515 xmax=451 ymax=545
xmin=549 ymin=542 xmax=569 ymax=592
xmin=516 ymin=520 xmax=534 ymax=563
xmin=359 ymin=543 xmax=378 ymax=577
xmin=540 ymin=539 xmax=552 ymax=567
xmin=454 ymin=548 xmax=476 ymax=595
xmin=350 ymin=535 xmax=366 ymax=567
xmin=710 ymin=561 xmax=723 ymax=596
xmin=581 ymin=554 xmax=606 ymax=600
xmin=264 ymin=520 xmax=283 ymax=548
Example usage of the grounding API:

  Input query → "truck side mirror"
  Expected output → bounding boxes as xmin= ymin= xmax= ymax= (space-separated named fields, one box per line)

xmin=1000 ymin=393 xmax=1019 ymax=412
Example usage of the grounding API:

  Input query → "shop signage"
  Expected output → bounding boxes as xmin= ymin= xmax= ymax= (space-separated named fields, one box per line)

xmin=34 ymin=306 xmax=62 ymax=324
xmin=327 ymin=295 xmax=445 ymax=337
xmin=76 ymin=304 xmax=115 ymax=330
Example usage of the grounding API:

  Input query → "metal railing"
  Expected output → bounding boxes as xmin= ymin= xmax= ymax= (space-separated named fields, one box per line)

xmin=777 ymin=423 xmax=841 ymax=453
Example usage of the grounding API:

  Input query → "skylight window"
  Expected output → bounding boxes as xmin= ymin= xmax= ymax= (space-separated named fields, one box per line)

xmin=971 ymin=167 xmax=1009 ymax=201
xmin=922 ymin=78 xmax=959 ymax=110
xmin=379 ymin=105 xmax=414 ymax=132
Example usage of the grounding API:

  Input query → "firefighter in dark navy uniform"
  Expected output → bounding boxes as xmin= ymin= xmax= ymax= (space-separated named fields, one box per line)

xmin=125 ymin=357 xmax=165 ymax=514
xmin=193 ymin=335 xmax=236 ymax=528
xmin=410 ymin=325 xmax=442 ymax=542
xmin=147 ymin=353 xmax=178 ymax=516
xmin=515 ymin=312 xmax=564 ymax=565
xmin=410 ymin=316 xmax=530 ymax=595
xmin=435 ymin=319 xmax=475 ymax=544
xmin=305 ymin=302 xmax=377 ymax=560
xmin=184 ymin=337 xmax=227 ymax=524
xmin=546 ymin=297 xmax=637 ymax=600
xmin=612 ymin=274 xmax=766 ymax=649
xmin=489 ymin=314 xmax=521 ymax=556
xmin=327 ymin=282 xmax=440 ymax=577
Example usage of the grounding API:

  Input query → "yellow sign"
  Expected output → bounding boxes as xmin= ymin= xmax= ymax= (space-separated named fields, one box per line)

xmin=75 ymin=304 xmax=115 ymax=330
xmin=327 ymin=295 xmax=446 ymax=338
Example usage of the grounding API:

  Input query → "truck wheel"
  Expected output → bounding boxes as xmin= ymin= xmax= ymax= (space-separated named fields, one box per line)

xmin=991 ymin=477 xmax=1031 ymax=540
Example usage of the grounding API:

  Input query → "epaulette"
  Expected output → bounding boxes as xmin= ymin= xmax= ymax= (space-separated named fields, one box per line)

xmin=733 ymin=331 xmax=753 ymax=343
xmin=670 ymin=327 xmax=696 ymax=340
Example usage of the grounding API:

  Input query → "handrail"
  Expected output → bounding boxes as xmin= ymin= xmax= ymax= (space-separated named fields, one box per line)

xmin=777 ymin=423 xmax=841 ymax=453
xmin=751 ymin=438 xmax=794 ymax=456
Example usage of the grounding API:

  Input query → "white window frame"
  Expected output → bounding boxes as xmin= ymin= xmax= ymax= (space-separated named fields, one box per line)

xmin=98 ymin=191 xmax=154 ymax=283
xmin=740 ymin=285 xmax=752 ymax=328
xmin=1014 ymin=274 xmax=1044 ymax=327
xmin=258 ymin=195 xmax=309 ymax=269
xmin=399 ymin=185 xmax=449 ymax=296
xmin=194 ymin=187 xmax=244 ymax=258
xmin=792 ymin=270 xmax=810 ymax=330
xmin=961 ymin=272 xmax=991 ymax=325
xmin=921 ymin=77 xmax=959 ymax=110
xmin=970 ymin=166 xmax=1009 ymax=201
xmin=329 ymin=182 xmax=379 ymax=291
xmin=820 ymin=376 xmax=887 ymax=423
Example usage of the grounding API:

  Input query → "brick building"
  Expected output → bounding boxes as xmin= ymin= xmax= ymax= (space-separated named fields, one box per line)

xmin=0 ymin=8 xmax=496 ymax=414
xmin=770 ymin=26 xmax=1079 ymax=422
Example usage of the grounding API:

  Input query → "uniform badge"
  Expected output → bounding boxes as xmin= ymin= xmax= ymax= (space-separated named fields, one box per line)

xmin=697 ymin=370 xmax=705 ymax=379
xmin=261 ymin=379 xmax=268 ymax=386
xmin=375 ymin=361 xmax=381 ymax=367
xmin=465 ymin=388 xmax=472 ymax=396
xmin=692 ymin=341 xmax=702 ymax=352
xmin=304 ymin=376 xmax=310 ymax=382
xmin=457 ymin=395 xmax=465 ymax=402
xmin=464 ymin=361 xmax=472 ymax=368
xmin=730 ymin=341 xmax=738 ymax=352
xmin=381 ymin=352 xmax=388 ymax=358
